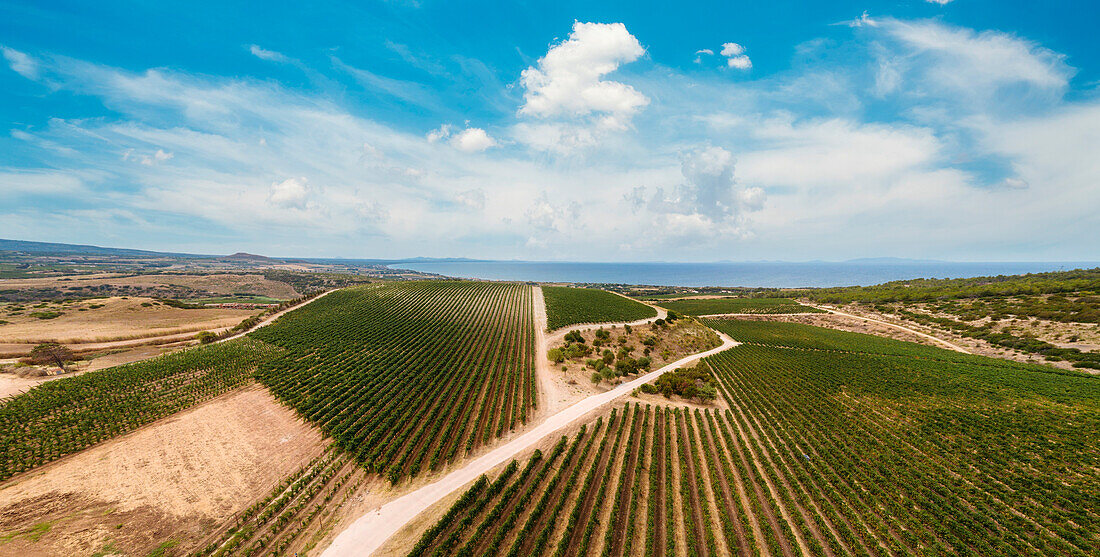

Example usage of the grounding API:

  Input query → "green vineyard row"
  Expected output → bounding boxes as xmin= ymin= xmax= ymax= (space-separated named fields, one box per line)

xmin=542 ymin=286 xmax=657 ymax=330
xmin=417 ymin=321 xmax=1099 ymax=556
xmin=251 ymin=281 xmax=536 ymax=483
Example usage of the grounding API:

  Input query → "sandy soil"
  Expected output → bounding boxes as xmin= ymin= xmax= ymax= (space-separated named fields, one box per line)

xmin=0 ymin=273 xmax=299 ymax=299
xmin=531 ymin=286 xmax=568 ymax=416
xmin=0 ymin=296 xmax=257 ymax=344
xmin=322 ymin=330 xmax=739 ymax=557
xmin=0 ymin=385 xmax=325 ymax=556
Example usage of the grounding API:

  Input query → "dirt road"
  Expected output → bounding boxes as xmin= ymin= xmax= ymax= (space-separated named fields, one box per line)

xmin=322 ymin=326 xmax=738 ymax=557
xmin=806 ymin=304 xmax=971 ymax=354
xmin=217 ymin=288 xmax=336 ymax=343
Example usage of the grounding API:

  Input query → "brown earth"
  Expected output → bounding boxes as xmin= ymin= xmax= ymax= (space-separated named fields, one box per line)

xmin=0 ymin=296 xmax=258 ymax=344
xmin=0 ymin=385 xmax=325 ymax=556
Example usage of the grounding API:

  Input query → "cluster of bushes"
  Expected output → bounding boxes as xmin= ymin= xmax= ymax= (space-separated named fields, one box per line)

xmin=157 ymin=298 xmax=205 ymax=309
xmin=640 ymin=362 xmax=718 ymax=402
xmin=590 ymin=343 xmax=651 ymax=384
xmin=924 ymin=294 xmax=1100 ymax=324
xmin=548 ymin=326 xmax=654 ymax=384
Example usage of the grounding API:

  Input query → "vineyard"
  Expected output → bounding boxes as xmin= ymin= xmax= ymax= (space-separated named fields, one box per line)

xmin=705 ymin=319 xmax=973 ymax=359
xmin=0 ymin=338 xmax=280 ymax=482
xmin=196 ymin=444 xmax=367 ymax=557
xmin=659 ymin=297 xmax=823 ymax=316
xmin=250 ymin=281 xmax=536 ymax=483
xmin=542 ymin=286 xmax=658 ymax=330
xmin=415 ymin=321 xmax=1099 ymax=556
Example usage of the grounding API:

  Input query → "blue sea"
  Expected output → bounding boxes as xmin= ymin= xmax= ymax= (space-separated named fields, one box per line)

xmin=390 ymin=260 xmax=1100 ymax=288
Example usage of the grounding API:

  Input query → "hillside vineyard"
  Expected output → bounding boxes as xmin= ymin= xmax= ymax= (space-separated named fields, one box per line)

xmin=250 ymin=281 xmax=536 ymax=482
xmin=416 ymin=322 xmax=1099 ymax=556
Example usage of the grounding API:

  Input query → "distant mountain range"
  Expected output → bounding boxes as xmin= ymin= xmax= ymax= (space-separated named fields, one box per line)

xmin=0 ymin=238 xmax=202 ymax=258
xmin=1 ymin=238 xmax=1090 ymax=267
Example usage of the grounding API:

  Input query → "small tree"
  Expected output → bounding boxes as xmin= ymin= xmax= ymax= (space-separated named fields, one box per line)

xmin=196 ymin=331 xmax=218 ymax=344
xmin=547 ymin=348 xmax=565 ymax=363
xmin=27 ymin=343 xmax=74 ymax=371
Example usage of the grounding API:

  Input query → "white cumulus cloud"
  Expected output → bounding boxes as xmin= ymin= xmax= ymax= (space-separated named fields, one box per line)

xmin=519 ymin=21 xmax=647 ymax=122
xmin=427 ymin=125 xmax=496 ymax=152
xmin=630 ymin=146 xmax=764 ymax=243
xmin=720 ymin=42 xmax=752 ymax=70
xmin=268 ymin=177 xmax=310 ymax=209
xmin=720 ymin=43 xmax=745 ymax=57
xmin=450 ymin=127 xmax=496 ymax=152
xmin=426 ymin=124 xmax=452 ymax=143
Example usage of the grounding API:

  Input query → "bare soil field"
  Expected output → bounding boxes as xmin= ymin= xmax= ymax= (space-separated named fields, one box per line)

xmin=0 ymin=385 xmax=325 ymax=556
xmin=0 ymin=296 xmax=258 ymax=344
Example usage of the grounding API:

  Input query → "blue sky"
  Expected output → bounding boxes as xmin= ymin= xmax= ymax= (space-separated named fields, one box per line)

xmin=1 ymin=1 xmax=1098 ymax=261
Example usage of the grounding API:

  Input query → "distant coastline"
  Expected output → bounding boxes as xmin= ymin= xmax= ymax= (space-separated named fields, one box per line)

xmin=390 ymin=260 xmax=1100 ymax=288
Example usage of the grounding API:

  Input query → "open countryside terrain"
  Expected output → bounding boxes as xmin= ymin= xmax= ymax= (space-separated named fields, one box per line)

xmin=0 ymin=263 xmax=1097 ymax=557
xmin=0 ymin=272 xmax=301 ymax=303
xmin=792 ymin=268 xmax=1100 ymax=371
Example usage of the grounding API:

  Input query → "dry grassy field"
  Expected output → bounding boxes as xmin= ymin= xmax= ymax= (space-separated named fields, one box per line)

xmin=0 ymin=296 xmax=258 ymax=344
xmin=0 ymin=272 xmax=300 ymax=302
